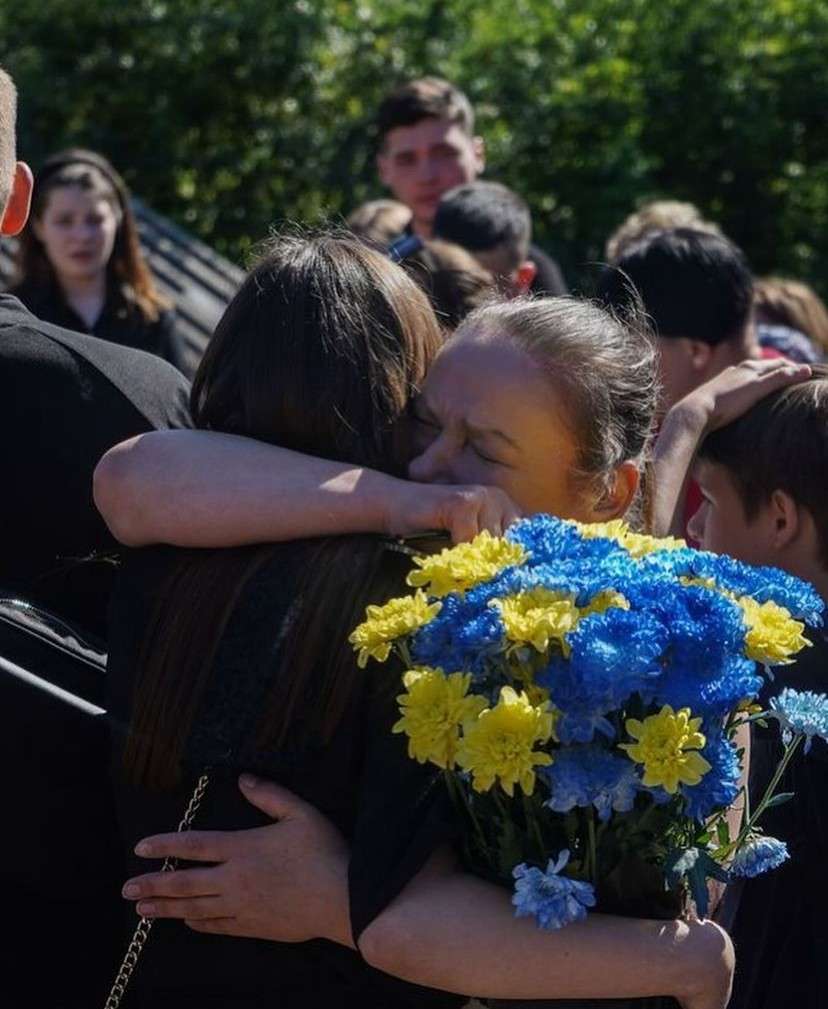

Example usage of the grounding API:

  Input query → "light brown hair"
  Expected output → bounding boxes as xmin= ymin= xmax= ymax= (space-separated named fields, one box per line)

xmin=14 ymin=148 xmax=168 ymax=322
xmin=401 ymin=238 xmax=497 ymax=331
xmin=347 ymin=198 xmax=412 ymax=249
xmin=605 ymin=200 xmax=722 ymax=263
xmin=754 ymin=277 xmax=828 ymax=355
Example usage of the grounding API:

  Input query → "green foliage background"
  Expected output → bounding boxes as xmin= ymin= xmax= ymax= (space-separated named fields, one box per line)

xmin=5 ymin=0 xmax=827 ymax=291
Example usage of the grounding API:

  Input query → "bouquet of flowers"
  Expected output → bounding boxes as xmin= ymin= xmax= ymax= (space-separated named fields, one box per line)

xmin=350 ymin=515 xmax=827 ymax=928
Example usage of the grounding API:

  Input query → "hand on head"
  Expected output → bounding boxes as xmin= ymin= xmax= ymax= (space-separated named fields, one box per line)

xmin=123 ymin=776 xmax=354 ymax=948
xmin=675 ymin=356 xmax=812 ymax=433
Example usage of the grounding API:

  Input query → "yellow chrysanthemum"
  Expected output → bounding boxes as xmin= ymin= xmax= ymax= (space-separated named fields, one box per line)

xmin=406 ymin=530 xmax=527 ymax=597
xmin=393 ymin=667 xmax=487 ymax=769
xmin=456 ymin=686 xmax=554 ymax=796
xmin=491 ymin=588 xmax=580 ymax=654
xmin=620 ymin=705 xmax=711 ymax=794
xmin=349 ymin=591 xmax=441 ymax=668
xmin=577 ymin=519 xmax=685 ymax=559
xmin=738 ymin=596 xmax=811 ymax=666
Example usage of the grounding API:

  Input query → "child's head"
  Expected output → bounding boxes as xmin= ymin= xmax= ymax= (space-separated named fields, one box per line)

xmin=689 ymin=365 xmax=828 ymax=587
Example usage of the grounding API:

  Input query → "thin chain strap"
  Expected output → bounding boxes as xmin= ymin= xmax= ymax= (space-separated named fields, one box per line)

xmin=103 ymin=771 xmax=211 ymax=1009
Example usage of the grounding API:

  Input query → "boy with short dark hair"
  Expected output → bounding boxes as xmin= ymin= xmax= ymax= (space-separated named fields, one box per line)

xmin=433 ymin=180 xmax=536 ymax=296
xmin=598 ymin=227 xmax=761 ymax=415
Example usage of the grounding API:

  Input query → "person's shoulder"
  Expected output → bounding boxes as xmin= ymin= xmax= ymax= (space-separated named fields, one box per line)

xmin=0 ymin=293 xmax=192 ymax=429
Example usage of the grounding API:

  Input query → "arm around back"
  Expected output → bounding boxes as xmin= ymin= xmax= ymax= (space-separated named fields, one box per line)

xmin=358 ymin=853 xmax=734 ymax=1008
xmin=93 ymin=429 xmax=523 ymax=547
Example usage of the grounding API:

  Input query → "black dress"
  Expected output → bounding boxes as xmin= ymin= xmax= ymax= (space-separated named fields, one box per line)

xmin=10 ymin=278 xmax=188 ymax=375
xmin=106 ymin=542 xmax=463 ymax=1008
xmin=726 ymin=629 xmax=828 ymax=1009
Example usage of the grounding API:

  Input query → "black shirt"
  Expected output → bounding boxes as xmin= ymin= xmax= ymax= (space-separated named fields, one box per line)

xmin=107 ymin=542 xmax=461 ymax=1008
xmin=11 ymin=278 xmax=189 ymax=374
xmin=528 ymin=242 xmax=568 ymax=297
xmin=0 ymin=293 xmax=191 ymax=631
xmin=727 ymin=629 xmax=828 ymax=1009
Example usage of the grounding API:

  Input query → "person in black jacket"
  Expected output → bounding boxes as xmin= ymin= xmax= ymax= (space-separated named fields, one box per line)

xmin=0 ymin=81 xmax=190 ymax=633
xmin=9 ymin=147 xmax=188 ymax=372
xmin=0 ymin=65 xmax=193 ymax=1009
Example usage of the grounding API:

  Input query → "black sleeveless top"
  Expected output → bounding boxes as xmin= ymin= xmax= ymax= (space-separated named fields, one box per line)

xmin=106 ymin=542 xmax=462 ymax=1008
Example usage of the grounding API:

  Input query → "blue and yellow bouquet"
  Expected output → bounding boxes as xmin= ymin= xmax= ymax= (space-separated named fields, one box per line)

xmin=350 ymin=516 xmax=827 ymax=928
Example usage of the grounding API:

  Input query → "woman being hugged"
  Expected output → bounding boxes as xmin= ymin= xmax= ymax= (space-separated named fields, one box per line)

xmin=99 ymin=240 xmax=733 ymax=1008
xmin=10 ymin=148 xmax=186 ymax=372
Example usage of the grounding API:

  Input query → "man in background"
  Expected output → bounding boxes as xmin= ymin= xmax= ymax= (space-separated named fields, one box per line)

xmin=376 ymin=76 xmax=567 ymax=295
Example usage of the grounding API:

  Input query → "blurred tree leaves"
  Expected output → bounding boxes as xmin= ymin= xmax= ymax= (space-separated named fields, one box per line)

xmin=4 ymin=0 xmax=827 ymax=291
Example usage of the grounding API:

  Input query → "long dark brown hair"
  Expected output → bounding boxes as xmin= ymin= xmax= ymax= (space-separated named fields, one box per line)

xmin=125 ymin=232 xmax=443 ymax=788
xmin=14 ymin=148 xmax=168 ymax=322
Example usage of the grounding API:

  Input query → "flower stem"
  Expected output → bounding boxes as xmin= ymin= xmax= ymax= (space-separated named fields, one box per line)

xmin=733 ymin=733 xmax=803 ymax=852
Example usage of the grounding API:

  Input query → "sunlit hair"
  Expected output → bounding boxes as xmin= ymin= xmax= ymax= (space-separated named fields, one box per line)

xmin=605 ymin=200 xmax=722 ymax=263
xmin=346 ymin=198 xmax=412 ymax=250
xmin=401 ymin=238 xmax=498 ymax=331
xmin=0 ymin=67 xmax=17 ymax=212
xmin=754 ymin=277 xmax=828 ymax=356
xmin=14 ymin=148 xmax=168 ymax=322
xmin=455 ymin=297 xmax=659 ymax=527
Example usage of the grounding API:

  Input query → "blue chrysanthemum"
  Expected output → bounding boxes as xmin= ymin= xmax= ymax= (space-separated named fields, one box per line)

xmin=541 ymin=745 xmax=640 ymax=821
xmin=539 ymin=608 xmax=665 ymax=742
xmin=770 ymin=688 xmax=828 ymax=751
xmin=644 ymin=549 xmax=824 ymax=627
xmin=512 ymin=850 xmax=596 ymax=930
xmin=730 ymin=836 xmax=789 ymax=878
xmin=654 ymin=654 xmax=762 ymax=719
xmin=411 ymin=593 xmax=503 ymax=674
xmin=681 ymin=731 xmax=741 ymax=822
xmin=507 ymin=515 xmax=622 ymax=566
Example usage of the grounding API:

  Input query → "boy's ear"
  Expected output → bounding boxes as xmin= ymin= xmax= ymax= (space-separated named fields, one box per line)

xmin=768 ymin=489 xmax=800 ymax=549
xmin=0 ymin=162 xmax=33 ymax=236
xmin=514 ymin=260 xmax=536 ymax=293
xmin=686 ymin=338 xmax=714 ymax=373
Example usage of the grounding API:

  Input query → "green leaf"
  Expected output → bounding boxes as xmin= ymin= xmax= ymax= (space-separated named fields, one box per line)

xmin=765 ymin=791 xmax=795 ymax=809
xmin=716 ymin=820 xmax=731 ymax=847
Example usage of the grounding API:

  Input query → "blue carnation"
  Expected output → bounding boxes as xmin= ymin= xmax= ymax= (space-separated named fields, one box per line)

xmin=512 ymin=850 xmax=596 ymax=930
xmin=541 ymin=746 xmax=640 ymax=821
xmin=730 ymin=836 xmax=789 ymax=878
xmin=770 ymin=688 xmax=828 ymax=751
xmin=681 ymin=731 xmax=741 ymax=822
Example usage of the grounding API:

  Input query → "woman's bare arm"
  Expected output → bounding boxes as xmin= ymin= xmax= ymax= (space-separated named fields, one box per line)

xmin=124 ymin=778 xmax=732 ymax=1009
xmin=93 ymin=429 xmax=520 ymax=547
xmin=360 ymin=856 xmax=733 ymax=1009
